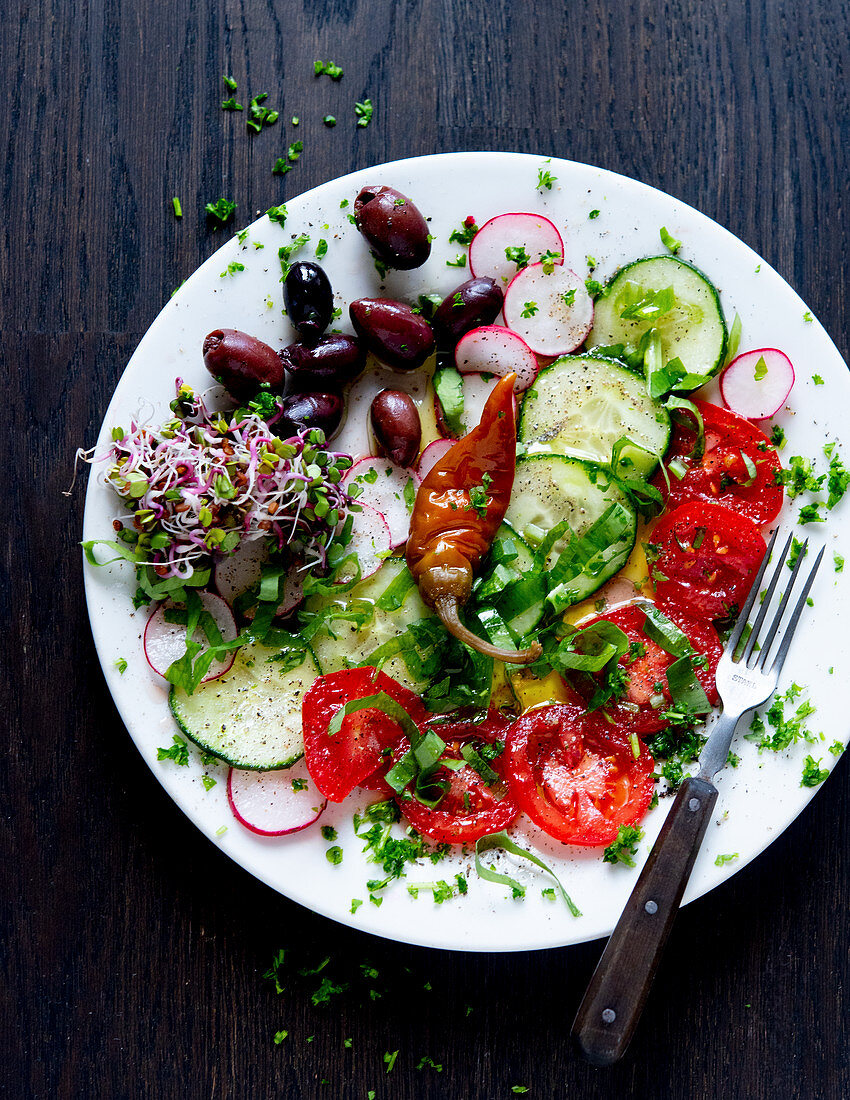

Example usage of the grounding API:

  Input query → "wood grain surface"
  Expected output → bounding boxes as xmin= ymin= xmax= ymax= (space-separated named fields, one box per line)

xmin=2 ymin=1 xmax=848 ymax=1097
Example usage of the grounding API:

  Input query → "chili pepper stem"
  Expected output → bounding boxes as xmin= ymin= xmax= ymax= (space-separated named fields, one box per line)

xmin=434 ymin=596 xmax=542 ymax=665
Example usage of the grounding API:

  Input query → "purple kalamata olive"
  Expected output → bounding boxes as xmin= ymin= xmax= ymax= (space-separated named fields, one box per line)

xmin=283 ymin=262 xmax=334 ymax=343
xmin=432 ymin=277 xmax=504 ymax=347
xmin=276 ymin=392 xmax=344 ymax=440
xmin=370 ymin=390 xmax=422 ymax=468
xmin=349 ymin=298 xmax=435 ymax=371
xmin=203 ymin=329 xmax=286 ymax=400
xmin=281 ymin=333 xmax=367 ymax=392
xmin=353 ymin=185 xmax=431 ymax=270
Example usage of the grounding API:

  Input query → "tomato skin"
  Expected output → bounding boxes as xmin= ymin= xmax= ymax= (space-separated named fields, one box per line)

xmin=505 ymin=703 xmax=656 ymax=846
xmin=654 ymin=399 xmax=783 ymax=525
xmin=575 ymin=603 xmax=722 ymax=735
xmin=648 ymin=501 xmax=766 ymax=622
xmin=302 ymin=667 xmax=428 ymax=802
xmin=394 ymin=710 xmax=519 ymax=843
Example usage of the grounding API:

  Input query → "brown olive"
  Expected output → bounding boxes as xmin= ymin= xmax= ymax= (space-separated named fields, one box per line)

xmin=432 ymin=277 xmax=503 ymax=347
xmin=277 ymin=392 xmax=344 ymax=439
xmin=281 ymin=334 xmax=367 ymax=392
xmin=370 ymin=390 xmax=422 ymax=467
xmin=349 ymin=298 xmax=435 ymax=370
xmin=353 ymin=185 xmax=431 ymax=270
xmin=202 ymin=329 xmax=286 ymax=400
xmin=283 ymin=262 xmax=334 ymax=343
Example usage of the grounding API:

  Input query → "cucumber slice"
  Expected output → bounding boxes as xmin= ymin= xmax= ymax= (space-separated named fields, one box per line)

xmin=504 ymin=455 xmax=637 ymax=604
xmin=518 ymin=355 xmax=670 ymax=474
xmin=169 ymin=643 xmax=320 ymax=770
xmin=588 ymin=256 xmax=728 ymax=381
xmin=308 ymin=558 xmax=433 ymax=693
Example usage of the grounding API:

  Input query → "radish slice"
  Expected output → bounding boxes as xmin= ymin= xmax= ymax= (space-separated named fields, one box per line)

xmin=469 ymin=212 xmax=565 ymax=287
xmin=434 ymin=372 xmax=519 ymax=439
xmin=720 ymin=348 xmax=795 ymax=420
xmin=503 ymin=264 xmax=593 ymax=356
xmin=455 ymin=325 xmax=539 ymax=392
xmin=337 ymin=502 xmax=392 ymax=581
xmin=215 ymin=539 xmax=304 ymax=618
xmin=227 ymin=759 xmax=327 ymax=836
xmin=343 ymin=457 xmax=420 ymax=548
xmin=417 ymin=438 xmax=455 ymax=478
xmin=144 ymin=592 xmax=237 ymax=682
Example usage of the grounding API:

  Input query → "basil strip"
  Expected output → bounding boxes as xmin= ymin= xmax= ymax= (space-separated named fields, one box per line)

xmin=475 ymin=832 xmax=581 ymax=916
xmin=665 ymin=396 xmax=705 ymax=461
xmin=476 ymin=607 xmax=517 ymax=653
xmin=328 ymin=691 xmax=421 ymax=740
xmin=375 ymin=567 xmax=415 ymax=611
xmin=459 ymin=743 xmax=499 ymax=785
xmin=666 ymin=655 xmax=711 ymax=714
xmin=555 ymin=620 xmax=630 ymax=673
xmin=258 ymin=563 xmax=287 ymax=603
xmin=723 ymin=312 xmax=742 ymax=368
xmin=495 ymin=572 xmax=547 ymax=623
xmin=432 ymin=363 xmax=465 ymax=436
xmin=642 ymin=606 xmax=692 ymax=658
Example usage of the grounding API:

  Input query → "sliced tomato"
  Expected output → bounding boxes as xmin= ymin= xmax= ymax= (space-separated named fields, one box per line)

xmin=505 ymin=703 xmax=655 ymax=846
xmin=647 ymin=501 xmax=766 ymax=622
xmin=394 ymin=710 xmax=519 ymax=843
xmin=654 ymin=399 xmax=783 ymax=525
xmin=574 ymin=603 xmax=722 ymax=735
xmin=302 ymin=667 xmax=428 ymax=802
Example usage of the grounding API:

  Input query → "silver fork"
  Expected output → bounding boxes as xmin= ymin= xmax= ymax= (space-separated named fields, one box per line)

xmin=572 ymin=529 xmax=825 ymax=1067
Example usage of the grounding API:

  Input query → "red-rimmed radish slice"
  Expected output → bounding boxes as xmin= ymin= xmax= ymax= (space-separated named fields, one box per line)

xmin=227 ymin=759 xmax=327 ymax=836
xmin=434 ymin=371 xmax=519 ymax=439
xmin=417 ymin=438 xmax=454 ymax=478
xmin=337 ymin=502 xmax=392 ymax=581
xmin=455 ymin=325 xmax=539 ymax=392
xmin=144 ymin=592 xmax=237 ymax=682
xmin=343 ymin=457 xmax=420 ymax=548
xmin=469 ymin=213 xmax=564 ymax=287
xmin=503 ymin=264 xmax=593 ymax=356
xmin=215 ymin=538 xmax=304 ymax=618
xmin=720 ymin=348 xmax=795 ymax=420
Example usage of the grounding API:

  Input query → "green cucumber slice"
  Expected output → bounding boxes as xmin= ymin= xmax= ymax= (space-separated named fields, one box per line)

xmin=169 ymin=643 xmax=320 ymax=770
xmin=518 ymin=355 xmax=670 ymax=474
xmin=588 ymin=255 xmax=728 ymax=382
xmin=307 ymin=558 xmax=433 ymax=693
xmin=504 ymin=455 xmax=637 ymax=605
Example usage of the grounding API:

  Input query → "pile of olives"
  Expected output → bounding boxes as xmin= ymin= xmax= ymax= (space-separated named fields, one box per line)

xmin=202 ymin=185 xmax=503 ymax=467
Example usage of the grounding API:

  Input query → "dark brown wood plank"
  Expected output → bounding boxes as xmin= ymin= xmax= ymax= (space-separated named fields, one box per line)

xmin=2 ymin=1 xmax=849 ymax=1098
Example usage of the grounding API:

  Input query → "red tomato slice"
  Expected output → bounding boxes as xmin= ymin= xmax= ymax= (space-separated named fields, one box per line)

xmin=505 ymin=703 xmax=655 ymax=846
xmin=647 ymin=501 xmax=766 ymax=621
xmin=575 ymin=603 xmax=722 ymax=735
xmin=394 ymin=711 xmax=519 ymax=843
xmin=302 ymin=667 xmax=428 ymax=802
xmin=654 ymin=399 xmax=783 ymax=525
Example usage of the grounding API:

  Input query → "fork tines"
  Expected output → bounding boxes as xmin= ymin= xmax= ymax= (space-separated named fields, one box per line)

xmin=727 ymin=528 xmax=825 ymax=677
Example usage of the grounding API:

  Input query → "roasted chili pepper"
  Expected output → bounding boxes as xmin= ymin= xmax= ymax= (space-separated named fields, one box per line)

xmin=406 ymin=372 xmax=542 ymax=664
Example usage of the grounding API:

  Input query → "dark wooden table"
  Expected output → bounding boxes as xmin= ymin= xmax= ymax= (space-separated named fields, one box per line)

xmin=3 ymin=1 xmax=848 ymax=1096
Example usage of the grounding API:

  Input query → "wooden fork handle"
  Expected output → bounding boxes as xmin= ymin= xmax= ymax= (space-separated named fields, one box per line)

xmin=571 ymin=775 xmax=718 ymax=1066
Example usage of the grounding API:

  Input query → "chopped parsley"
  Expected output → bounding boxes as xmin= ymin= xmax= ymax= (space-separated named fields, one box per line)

xmin=279 ymin=234 xmax=311 ymax=278
xmin=585 ymin=277 xmax=604 ymax=298
xmin=266 ymin=204 xmax=288 ymax=226
xmin=416 ymin=1055 xmax=443 ymax=1071
xmin=803 ymin=311 xmax=814 ymax=322
xmin=325 ymin=845 xmax=343 ymax=865
xmin=540 ymin=249 xmax=562 ymax=273
xmin=745 ymin=684 xmax=818 ymax=752
xmin=753 ymin=355 xmax=768 ymax=381
xmin=201 ymin=775 xmax=216 ymax=791
xmin=449 ymin=216 xmax=478 ymax=246
xmin=801 ymin=755 xmax=829 ymax=787
xmin=467 ymin=473 xmax=492 ymax=518
xmin=156 ymin=735 xmax=189 ymax=766
xmin=384 ymin=1050 xmax=399 ymax=1073
xmin=812 ymin=373 xmax=825 ymax=385
xmin=829 ymin=741 xmax=844 ymax=756
xmin=315 ymin=238 xmax=328 ymax=259
xmin=223 ymin=74 xmax=238 ymax=92
xmin=714 ymin=853 xmax=739 ymax=866
xmin=321 ymin=825 xmax=338 ymax=841
xmin=171 ymin=197 xmax=182 ymax=219
xmin=355 ymin=98 xmax=374 ymax=127
xmin=291 ymin=777 xmax=308 ymax=791
xmin=561 ymin=288 xmax=576 ymax=307
xmin=287 ymin=140 xmax=304 ymax=162
xmin=834 ymin=553 xmax=844 ymax=573
xmin=205 ymin=197 xmax=236 ymax=228
xmin=314 ymin=59 xmax=344 ymax=80
xmin=446 ymin=253 xmax=467 ymax=267
xmin=602 ymin=825 xmax=644 ymax=867
xmin=770 ymin=424 xmax=786 ymax=449
xmin=273 ymin=1030 xmax=288 ymax=1044
xmin=323 ymin=115 xmax=337 ymax=127
xmin=588 ymin=208 xmax=600 ymax=219
xmin=220 ymin=261 xmax=245 ymax=278
xmin=272 ymin=158 xmax=291 ymax=176
xmin=350 ymin=898 xmax=363 ymax=913
xmin=114 ymin=657 xmax=128 ymax=674
xmin=246 ymin=93 xmax=278 ymax=133
xmin=537 ymin=166 xmax=557 ymax=190
xmin=520 ymin=301 xmax=539 ymax=318
xmin=505 ymin=245 xmax=530 ymax=269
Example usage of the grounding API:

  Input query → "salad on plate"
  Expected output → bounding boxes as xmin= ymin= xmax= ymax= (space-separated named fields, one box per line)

xmin=81 ymin=158 xmax=846 ymax=938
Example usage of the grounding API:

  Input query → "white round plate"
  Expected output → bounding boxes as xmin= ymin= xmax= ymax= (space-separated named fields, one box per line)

xmin=83 ymin=152 xmax=850 ymax=952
